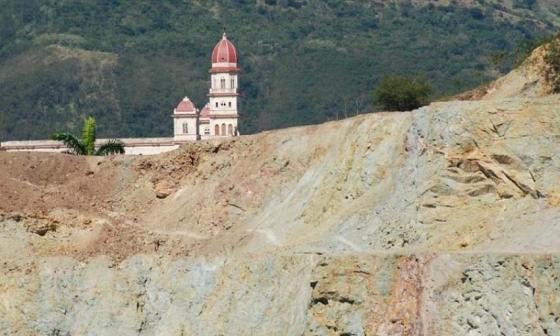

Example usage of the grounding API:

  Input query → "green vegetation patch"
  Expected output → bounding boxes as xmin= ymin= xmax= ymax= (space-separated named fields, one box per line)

xmin=0 ymin=1 xmax=556 ymax=140
xmin=373 ymin=75 xmax=432 ymax=111
xmin=544 ymin=36 xmax=560 ymax=93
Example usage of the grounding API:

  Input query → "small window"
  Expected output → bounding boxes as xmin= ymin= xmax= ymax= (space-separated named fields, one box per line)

xmin=215 ymin=102 xmax=219 ymax=108
xmin=182 ymin=122 xmax=188 ymax=134
xmin=228 ymin=102 xmax=232 ymax=108
xmin=204 ymin=128 xmax=210 ymax=135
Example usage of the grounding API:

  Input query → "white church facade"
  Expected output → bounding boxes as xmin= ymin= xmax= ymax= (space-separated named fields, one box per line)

xmin=0 ymin=33 xmax=241 ymax=155
xmin=173 ymin=33 xmax=240 ymax=142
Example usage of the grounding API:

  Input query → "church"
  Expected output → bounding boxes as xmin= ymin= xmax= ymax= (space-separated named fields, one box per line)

xmin=0 ymin=33 xmax=241 ymax=155
xmin=173 ymin=33 xmax=240 ymax=142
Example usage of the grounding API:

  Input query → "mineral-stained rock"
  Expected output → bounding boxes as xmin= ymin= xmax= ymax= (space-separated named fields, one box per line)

xmin=0 ymin=254 xmax=558 ymax=335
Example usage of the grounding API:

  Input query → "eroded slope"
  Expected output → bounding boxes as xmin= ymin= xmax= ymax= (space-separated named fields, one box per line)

xmin=1 ymin=95 xmax=560 ymax=335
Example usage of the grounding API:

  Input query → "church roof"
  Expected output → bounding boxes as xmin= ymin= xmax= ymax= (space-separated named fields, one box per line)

xmin=211 ymin=33 xmax=237 ymax=64
xmin=175 ymin=97 xmax=196 ymax=113
xmin=200 ymin=104 xmax=210 ymax=119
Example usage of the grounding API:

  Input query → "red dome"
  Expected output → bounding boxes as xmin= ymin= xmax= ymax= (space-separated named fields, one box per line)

xmin=200 ymin=104 xmax=210 ymax=118
xmin=212 ymin=33 xmax=237 ymax=64
xmin=175 ymin=97 xmax=196 ymax=113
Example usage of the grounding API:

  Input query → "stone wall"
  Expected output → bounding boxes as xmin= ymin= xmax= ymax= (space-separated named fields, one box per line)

xmin=0 ymin=138 xmax=179 ymax=155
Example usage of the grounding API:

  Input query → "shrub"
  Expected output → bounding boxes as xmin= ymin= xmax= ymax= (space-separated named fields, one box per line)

xmin=372 ymin=75 xmax=433 ymax=111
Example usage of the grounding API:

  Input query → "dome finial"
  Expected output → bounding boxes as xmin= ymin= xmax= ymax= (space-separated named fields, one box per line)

xmin=222 ymin=31 xmax=227 ymax=39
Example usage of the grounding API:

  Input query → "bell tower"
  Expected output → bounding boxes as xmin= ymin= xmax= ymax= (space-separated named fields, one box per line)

xmin=208 ymin=33 xmax=240 ymax=137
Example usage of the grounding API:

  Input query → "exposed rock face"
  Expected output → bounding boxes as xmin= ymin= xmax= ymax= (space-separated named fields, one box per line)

xmin=2 ymin=253 xmax=559 ymax=335
xmin=1 ymin=95 xmax=559 ymax=334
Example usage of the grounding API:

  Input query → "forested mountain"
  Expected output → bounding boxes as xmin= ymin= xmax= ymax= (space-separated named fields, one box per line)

xmin=0 ymin=0 xmax=558 ymax=140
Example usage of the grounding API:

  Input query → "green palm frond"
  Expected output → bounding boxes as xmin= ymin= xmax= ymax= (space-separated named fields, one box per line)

xmin=82 ymin=116 xmax=97 ymax=155
xmin=52 ymin=132 xmax=87 ymax=155
xmin=53 ymin=117 xmax=124 ymax=156
xmin=95 ymin=139 xmax=125 ymax=156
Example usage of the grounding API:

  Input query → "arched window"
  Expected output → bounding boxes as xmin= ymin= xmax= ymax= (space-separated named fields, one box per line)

xmin=228 ymin=124 xmax=233 ymax=135
xmin=182 ymin=122 xmax=188 ymax=134
xmin=214 ymin=124 xmax=220 ymax=136
xmin=220 ymin=78 xmax=225 ymax=89
xmin=221 ymin=123 xmax=226 ymax=136
xmin=228 ymin=102 xmax=232 ymax=108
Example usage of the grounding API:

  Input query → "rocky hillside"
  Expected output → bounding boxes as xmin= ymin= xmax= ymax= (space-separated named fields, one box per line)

xmin=1 ymin=62 xmax=560 ymax=333
xmin=455 ymin=40 xmax=560 ymax=100
xmin=0 ymin=0 xmax=559 ymax=141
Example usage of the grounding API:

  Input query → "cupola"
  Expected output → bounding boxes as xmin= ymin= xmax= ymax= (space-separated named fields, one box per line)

xmin=174 ymin=97 xmax=197 ymax=114
xmin=211 ymin=33 xmax=239 ymax=73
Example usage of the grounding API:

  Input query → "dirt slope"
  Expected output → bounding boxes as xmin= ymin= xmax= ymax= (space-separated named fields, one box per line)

xmin=1 ymin=74 xmax=560 ymax=334
xmin=2 ymin=96 xmax=559 ymax=260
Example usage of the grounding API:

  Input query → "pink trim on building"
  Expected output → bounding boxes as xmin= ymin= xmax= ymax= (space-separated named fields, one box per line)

xmin=209 ymin=67 xmax=240 ymax=73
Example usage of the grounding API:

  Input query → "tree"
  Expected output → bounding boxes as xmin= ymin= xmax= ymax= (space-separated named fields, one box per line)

xmin=372 ymin=75 xmax=433 ymax=111
xmin=52 ymin=116 xmax=125 ymax=155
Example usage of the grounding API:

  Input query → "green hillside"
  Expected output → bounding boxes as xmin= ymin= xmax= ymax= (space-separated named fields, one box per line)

xmin=0 ymin=0 xmax=558 ymax=140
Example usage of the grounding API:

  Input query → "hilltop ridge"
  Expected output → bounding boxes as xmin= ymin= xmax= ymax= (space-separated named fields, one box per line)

xmin=455 ymin=39 xmax=560 ymax=100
